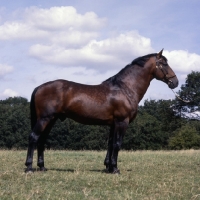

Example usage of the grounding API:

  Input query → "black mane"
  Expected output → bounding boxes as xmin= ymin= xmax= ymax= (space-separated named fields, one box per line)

xmin=131 ymin=53 xmax=156 ymax=67
xmin=102 ymin=53 xmax=167 ymax=85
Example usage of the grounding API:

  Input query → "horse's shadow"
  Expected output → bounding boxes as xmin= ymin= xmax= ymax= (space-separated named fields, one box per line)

xmin=24 ymin=168 xmax=132 ymax=173
xmin=49 ymin=168 xmax=105 ymax=173
xmin=24 ymin=168 xmax=75 ymax=173
xmin=49 ymin=168 xmax=132 ymax=173
xmin=46 ymin=168 xmax=75 ymax=172
xmin=89 ymin=169 xmax=105 ymax=173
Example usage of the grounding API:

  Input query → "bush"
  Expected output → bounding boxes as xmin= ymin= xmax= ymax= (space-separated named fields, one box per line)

xmin=169 ymin=124 xmax=200 ymax=150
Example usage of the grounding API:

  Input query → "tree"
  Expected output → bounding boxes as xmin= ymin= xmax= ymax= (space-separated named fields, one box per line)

xmin=141 ymin=99 xmax=182 ymax=148
xmin=123 ymin=99 xmax=181 ymax=150
xmin=169 ymin=124 xmax=200 ymax=149
xmin=174 ymin=71 xmax=200 ymax=120
xmin=0 ymin=97 xmax=30 ymax=149
xmin=47 ymin=119 xmax=109 ymax=150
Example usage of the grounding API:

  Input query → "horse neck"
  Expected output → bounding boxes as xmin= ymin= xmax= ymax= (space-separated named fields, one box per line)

xmin=120 ymin=64 xmax=154 ymax=103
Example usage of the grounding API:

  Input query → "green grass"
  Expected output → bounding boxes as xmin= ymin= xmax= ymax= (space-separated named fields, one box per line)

xmin=0 ymin=150 xmax=200 ymax=199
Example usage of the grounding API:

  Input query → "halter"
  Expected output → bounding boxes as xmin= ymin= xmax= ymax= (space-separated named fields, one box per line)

xmin=155 ymin=58 xmax=176 ymax=83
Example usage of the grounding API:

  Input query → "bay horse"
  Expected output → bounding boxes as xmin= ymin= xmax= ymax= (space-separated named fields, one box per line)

xmin=25 ymin=49 xmax=178 ymax=173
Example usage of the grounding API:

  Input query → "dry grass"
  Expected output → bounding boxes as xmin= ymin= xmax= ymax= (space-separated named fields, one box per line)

xmin=0 ymin=150 xmax=200 ymax=199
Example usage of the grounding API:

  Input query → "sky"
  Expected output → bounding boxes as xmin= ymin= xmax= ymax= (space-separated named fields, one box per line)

xmin=0 ymin=0 xmax=200 ymax=104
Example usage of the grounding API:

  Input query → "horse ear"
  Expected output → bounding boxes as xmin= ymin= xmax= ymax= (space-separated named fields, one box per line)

xmin=157 ymin=49 xmax=164 ymax=59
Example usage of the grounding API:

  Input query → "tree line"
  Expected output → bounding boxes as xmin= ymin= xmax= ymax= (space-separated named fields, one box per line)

xmin=0 ymin=71 xmax=200 ymax=150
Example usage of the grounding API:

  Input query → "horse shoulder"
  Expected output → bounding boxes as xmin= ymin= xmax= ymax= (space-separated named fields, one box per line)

xmin=108 ymin=88 xmax=138 ymax=122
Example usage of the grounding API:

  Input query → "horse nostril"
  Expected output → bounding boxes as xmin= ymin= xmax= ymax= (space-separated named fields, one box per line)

xmin=168 ymin=80 xmax=174 ymax=89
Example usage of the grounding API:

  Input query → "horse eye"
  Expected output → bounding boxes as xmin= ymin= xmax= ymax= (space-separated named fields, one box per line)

xmin=161 ymin=62 xmax=168 ymax=66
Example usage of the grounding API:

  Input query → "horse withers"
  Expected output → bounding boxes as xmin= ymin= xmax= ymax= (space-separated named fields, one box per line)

xmin=25 ymin=49 xmax=178 ymax=174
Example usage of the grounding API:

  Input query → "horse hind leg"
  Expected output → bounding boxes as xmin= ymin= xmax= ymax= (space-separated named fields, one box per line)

xmin=25 ymin=117 xmax=54 ymax=172
xmin=25 ymin=131 xmax=40 ymax=172
xmin=37 ymin=133 xmax=48 ymax=171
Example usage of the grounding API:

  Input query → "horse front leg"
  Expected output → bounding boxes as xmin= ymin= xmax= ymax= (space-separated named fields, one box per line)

xmin=110 ymin=120 xmax=128 ymax=174
xmin=104 ymin=125 xmax=114 ymax=172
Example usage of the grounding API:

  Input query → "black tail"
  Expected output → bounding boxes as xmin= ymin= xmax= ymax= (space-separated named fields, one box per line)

xmin=30 ymin=87 xmax=38 ymax=130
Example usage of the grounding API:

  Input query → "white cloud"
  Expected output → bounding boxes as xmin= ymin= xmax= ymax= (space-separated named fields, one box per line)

xmin=0 ymin=6 xmax=154 ymax=72
xmin=93 ymin=31 xmax=152 ymax=56
xmin=0 ymin=64 xmax=13 ymax=77
xmin=29 ymin=31 xmax=154 ymax=71
xmin=1 ymin=88 xmax=19 ymax=98
xmin=0 ymin=21 xmax=48 ymax=40
xmin=0 ymin=6 xmax=106 ymax=43
xmin=164 ymin=50 xmax=200 ymax=74
xmin=24 ymin=6 xmax=106 ymax=31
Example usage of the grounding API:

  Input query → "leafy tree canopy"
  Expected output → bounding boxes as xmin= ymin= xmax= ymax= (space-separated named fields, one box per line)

xmin=174 ymin=71 xmax=200 ymax=120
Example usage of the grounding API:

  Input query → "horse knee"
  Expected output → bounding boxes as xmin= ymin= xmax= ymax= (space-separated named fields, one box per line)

xmin=113 ymin=142 xmax=121 ymax=151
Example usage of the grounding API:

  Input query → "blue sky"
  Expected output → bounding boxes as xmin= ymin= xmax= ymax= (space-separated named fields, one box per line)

xmin=0 ymin=0 xmax=200 ymax=104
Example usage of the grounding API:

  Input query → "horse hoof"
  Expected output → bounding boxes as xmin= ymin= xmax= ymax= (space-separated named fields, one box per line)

xmin=39 ymin=167 xmax=47 ymax=172
xmin=112 ymin=169 xmax=120 ymax=174
xmin=103 ymin=168 xmax=110 ymax=173
xmin=104 ymin=167 xmax=120 ymax=174
xmin=25 ymin=168 xmax=34 ymax=173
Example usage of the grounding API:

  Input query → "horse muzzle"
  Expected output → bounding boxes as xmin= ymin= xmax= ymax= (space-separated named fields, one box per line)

xmin=167 ymin=76 xmax=179 ymax=89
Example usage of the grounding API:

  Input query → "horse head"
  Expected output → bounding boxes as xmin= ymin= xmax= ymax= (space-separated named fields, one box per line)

xmin=153 ymin=49 xmax=178 ymax=89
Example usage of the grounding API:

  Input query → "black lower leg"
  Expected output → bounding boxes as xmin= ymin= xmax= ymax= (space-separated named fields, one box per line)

xmin=111 ymin=143 xmax=120 ymax=173
xmin=25 ymin=132 xmax=40 ymax=172
xmin=37 ymin=135 xmax=47 ymax=171
xmin=104 ymin=142 xmax=113 ymax=172
xmin=104 ymin=126 xmax=114 ymax=171
xmin=110 ymin=121 xmax=127 ymax=174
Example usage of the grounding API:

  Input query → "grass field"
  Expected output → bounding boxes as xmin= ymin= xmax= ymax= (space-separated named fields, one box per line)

xmin=0 ymin=150 xmax=200 ymax=200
